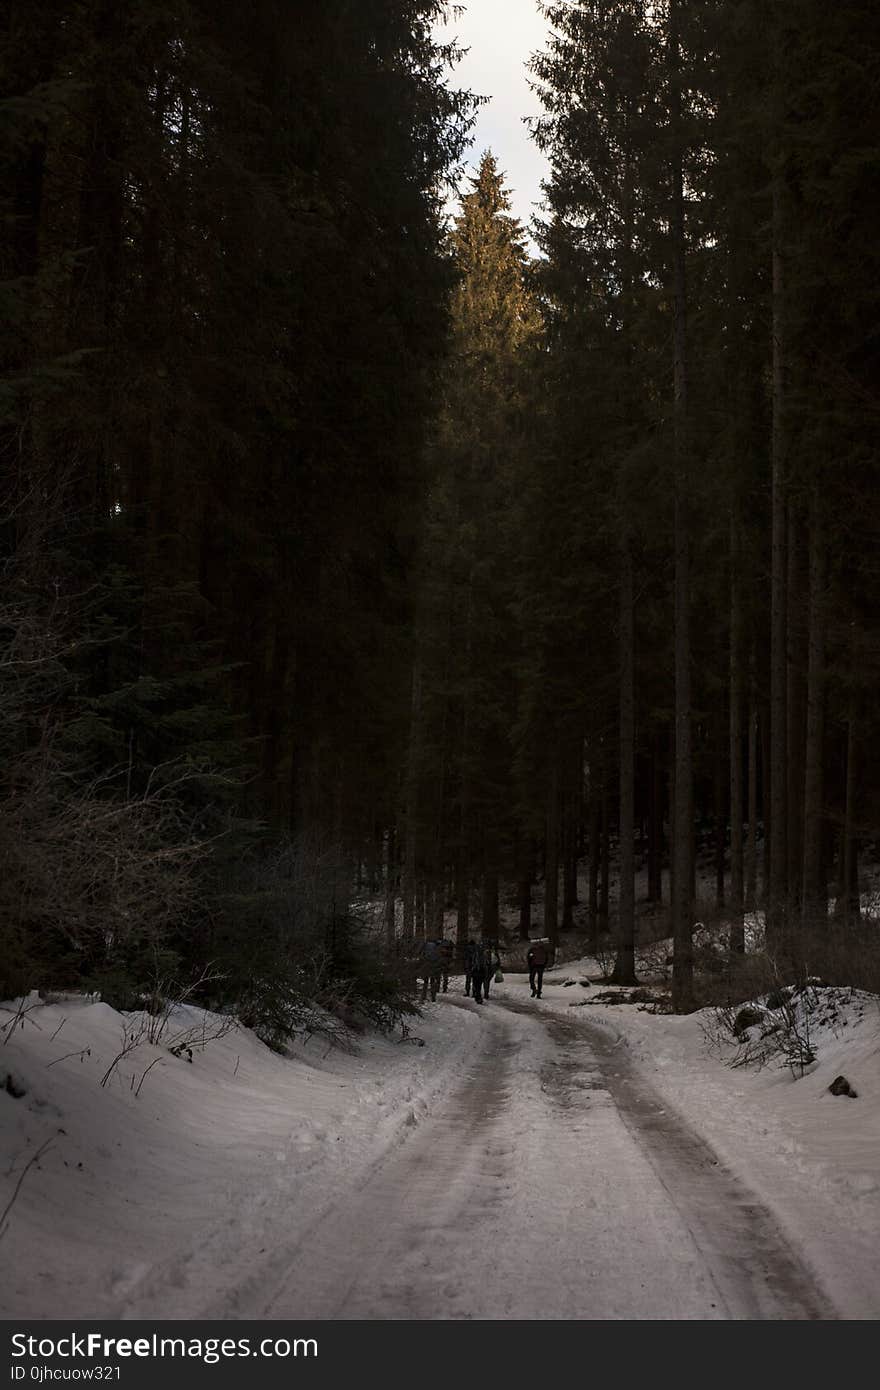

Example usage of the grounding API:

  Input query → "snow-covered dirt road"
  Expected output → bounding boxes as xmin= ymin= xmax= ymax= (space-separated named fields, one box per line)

xmin=224 ymin=998 xmax=835 ymax=1321
xmin=7 ymin=975 xmax=877 ymax=1320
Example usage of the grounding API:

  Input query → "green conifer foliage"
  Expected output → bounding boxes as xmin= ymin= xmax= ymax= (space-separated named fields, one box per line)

xmin=407 ymin=153 xmax=541 ymax=942
xmin=0 ymin=1 xmax=475 ymax=1008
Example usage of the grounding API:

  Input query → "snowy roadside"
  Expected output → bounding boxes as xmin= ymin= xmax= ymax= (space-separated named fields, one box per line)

xmin=0 ymin=992 xmax=479 ymax=1320
xmin=504 ymin=961 xmax=880 ymax=1319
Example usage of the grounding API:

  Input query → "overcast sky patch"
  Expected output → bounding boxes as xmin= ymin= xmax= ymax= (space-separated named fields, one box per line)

xmin=433 ymin=0 xmax=552 ymax=243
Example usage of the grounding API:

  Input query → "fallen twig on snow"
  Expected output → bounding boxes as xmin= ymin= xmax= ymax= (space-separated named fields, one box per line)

xmin=0 ymin=1138 xmax=54 ymax=1240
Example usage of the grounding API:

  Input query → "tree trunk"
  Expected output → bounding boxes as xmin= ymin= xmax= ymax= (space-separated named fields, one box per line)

xmin=73 ymin=2 xmax=126 ymax=523
xmin=599 ymin=770 xmax=610 ymax=935
xmin=482 ymin=867 xmax=499 ymax=941
xmin=729 ymin=518 xmax=744 ymax=951
xmin=648 ymin=729 xmax=663 ymax=903
xmin=801 ymin=483 xmax=826 ymax=931
xmin=430 ymin=884 xmax=445 ymax=938
xmin=840 ymin=705 xmax=860 ymax=928
xmin=545 ymin=759 xmax=559 ymax=948
xmin=562 ymin=780 xmax=579 ymax=929
xmin=588 ymin=787 xmax=600 ymax=948
xmin=714 ymin=710 xmax=726 ymax=912
xmin=768 ymin=175 xmax=789 ymax=952
xmin=517 ymin=831 xmax=532 ymax=940
xmin=456 ymin=583 xmax=474 ymax=950
xmin=786 ymin=497 xmax=806 ymax=927
xmin=670 ymin=0 xmax=693 ymax=1011
xmin=402 ymin=659 xmax=423 ymax=943
xmin=416 ymin=880 xmax=426 ymax=940
xmin=746 ymin=669 xmax=758 ymax=911
xmin=761 ymin=698 xmax=772 ymax=908
xmin=384 ymin=827 xmax=397 ymax=950
xmin=614 ymin=541 xmax=637 ymax=983
xmin=456 ymin=850 xmax=470 ymax=950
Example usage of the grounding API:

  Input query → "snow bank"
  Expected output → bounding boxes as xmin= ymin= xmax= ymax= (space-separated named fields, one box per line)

xmin=0 ymin=991 xmax=477 ymax=1319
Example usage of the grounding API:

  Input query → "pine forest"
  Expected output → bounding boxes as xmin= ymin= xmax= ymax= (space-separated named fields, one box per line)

xmin=3 ymin=0 xmax=879 ymax=1034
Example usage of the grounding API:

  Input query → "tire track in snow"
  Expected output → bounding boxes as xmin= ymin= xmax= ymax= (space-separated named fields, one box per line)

xmin=525 ymin=1003 xmax=837 ymax=1320
xmin=209 ymin=995 xmax=837 ymax=1320
xmin=254 ymin=999 xmax=518 ymax=1319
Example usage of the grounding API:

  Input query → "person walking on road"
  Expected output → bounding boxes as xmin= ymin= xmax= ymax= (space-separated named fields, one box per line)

xmin=463 ymin=939 xmax=477 ymax=997
xmin=464 ymin=939 xmax=490 ymax=1003
xmin=481 ymin=941 xmax=502 ymax=1000
xmin=438 ymin=936 xmax=453 ymax=993
xmin=466 ymin=939 xmax=502 ymax=1004
xmin=527 ymin=939 xmax=549 ymax=998
xmin=420 ymin=938 xmax=443 ymax=1002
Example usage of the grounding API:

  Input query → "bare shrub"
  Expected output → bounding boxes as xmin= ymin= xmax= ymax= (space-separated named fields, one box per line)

xmin=0 ymin=500 xmax=216 ymax=1002
xmin=0 ymin=996 xmax=44 ymax=1045
xmin=592 ymin=936 xmax=617 ymax=982
xmin=635 ymin=939 xmax=671 ymax=983
xmin=139 ymin=965 xmax=229 ymax=1046
xmin=701 ymin=976 xmax=863 ymax=1078
xmin=0 ymin=751 xmax=214 ymax=1001
xmin=211 ymin=837 xmax=420 ymax=1052
xmin=100 ymin=1017 xmax=149 ymax=1088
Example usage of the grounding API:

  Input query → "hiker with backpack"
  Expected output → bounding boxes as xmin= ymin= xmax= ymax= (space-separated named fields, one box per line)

xmin=464 ymin=939 xmax=501 ymax=1004
xmin=420 ymin=937 xmax=444 ymax=1002
xmin=470 ymin=940 xmax=488 ymax=1004
xmin=481 ymin=940 xmax=503 ymax=1000
xmin=527 ymin=939 xmax=549 ymax=998
xmin=438 ymin=936 xmax=453 ymax=993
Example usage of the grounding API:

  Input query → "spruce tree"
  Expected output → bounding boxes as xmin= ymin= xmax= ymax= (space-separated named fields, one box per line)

xmin=411 ymin=152 xmax=540 ymax=948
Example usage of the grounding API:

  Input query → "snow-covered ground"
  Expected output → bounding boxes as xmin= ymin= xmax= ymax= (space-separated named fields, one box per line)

xmin=552 ymin=967 xmax=880 ymax=1319
xmin=0 ymin=993 xmax=477 ymax=1318
xmin=2 ymin=960 xmax=878 ymax=1320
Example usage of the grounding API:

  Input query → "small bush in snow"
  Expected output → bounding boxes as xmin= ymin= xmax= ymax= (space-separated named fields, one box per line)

xmin=703 ymin=981 xmax=870 ymax=1078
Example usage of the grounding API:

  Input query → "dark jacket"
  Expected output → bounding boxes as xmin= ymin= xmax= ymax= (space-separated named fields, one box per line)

xmin=466 ymin=941 xmax=500 ymax=977
xmin=463 ymin=940 xmax=481 ymax=972
xmin=422 ymin=939 xmax=443 ymax=971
